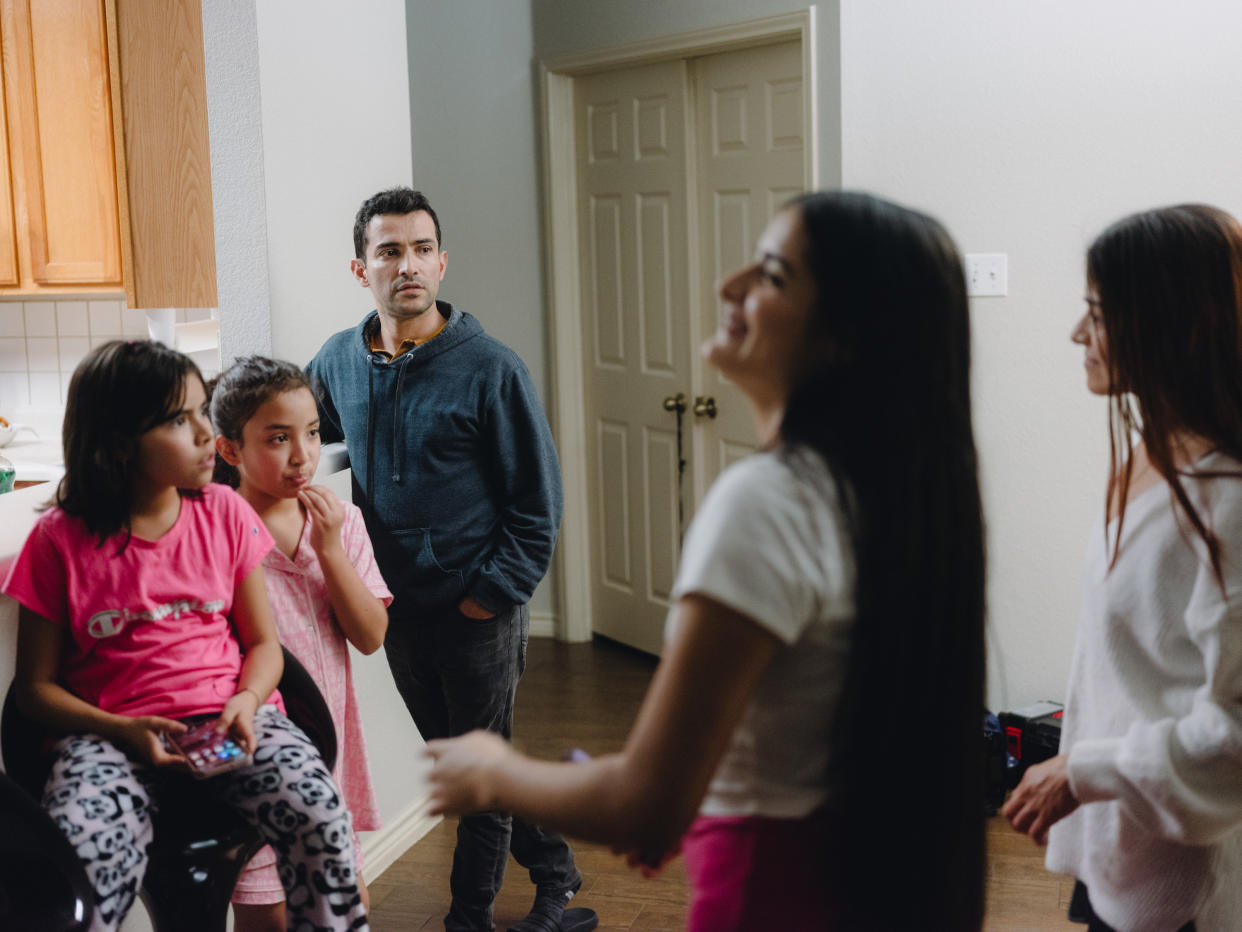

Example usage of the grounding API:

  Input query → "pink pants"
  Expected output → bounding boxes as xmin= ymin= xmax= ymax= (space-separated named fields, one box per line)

xmin=682 ymin=811 xmax=832 ymax=931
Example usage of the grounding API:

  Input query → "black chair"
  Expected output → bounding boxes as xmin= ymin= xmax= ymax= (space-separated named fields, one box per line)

xmin=1 ymin=648 xmax=337 ymax=932
xmin=0 ymin=770 xmax=93 ymax=930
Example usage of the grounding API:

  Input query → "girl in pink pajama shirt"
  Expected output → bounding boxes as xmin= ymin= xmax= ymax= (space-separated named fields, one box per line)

xmin=211 ymin=356 xmax=392 ymax=932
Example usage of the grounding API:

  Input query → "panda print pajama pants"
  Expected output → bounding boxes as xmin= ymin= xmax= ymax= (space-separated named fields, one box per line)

xmin=41 ymin=706 xmax=368 ymax=932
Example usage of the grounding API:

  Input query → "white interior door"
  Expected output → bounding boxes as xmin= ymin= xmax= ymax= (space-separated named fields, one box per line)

xmin=575 ymin=40 xmax=807 ymax=655
xmin=690 ymin=40 xmax=806 ymax=503
xmin=576 ymin=59 xmax=692 ymax=656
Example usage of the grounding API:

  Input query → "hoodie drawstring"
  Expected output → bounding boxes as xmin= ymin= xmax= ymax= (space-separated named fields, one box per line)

xmin=366 ymin=361 xmax=377 ymax=506
xmin=391 ymin=358 xmax=408 ymax=484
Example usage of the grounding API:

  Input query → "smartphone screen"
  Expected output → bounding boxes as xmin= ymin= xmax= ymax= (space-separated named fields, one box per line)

xmin=168 ymin=720 xmax=253 ymax=779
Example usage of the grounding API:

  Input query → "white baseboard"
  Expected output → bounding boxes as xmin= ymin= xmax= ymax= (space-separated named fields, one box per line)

xmin=360 ymin=793 xmax=442 ymax=884
xmin=529 ymin=610 xmax=593 ymax=641
xmin=530 ymin=610 xmax=556 ymax=638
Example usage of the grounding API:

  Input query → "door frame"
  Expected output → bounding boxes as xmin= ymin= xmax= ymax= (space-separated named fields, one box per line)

xmin=539 ymin=9 xmax=821 ymax=642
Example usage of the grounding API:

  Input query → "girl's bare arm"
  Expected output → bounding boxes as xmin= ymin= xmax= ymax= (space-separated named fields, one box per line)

xmin=222 ymin=564 xmax=284 ymax=750
xmin=15 ymin=607 xmax=188 ymax=765
xmin=428 ymin=593 xmax=779 ymax=859
xmin=300 ymin=485 xmax=388 ymax=654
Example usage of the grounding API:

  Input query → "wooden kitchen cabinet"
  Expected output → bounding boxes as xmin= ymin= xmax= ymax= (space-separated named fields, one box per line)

xmin=0 ymin=0 xmax=217 ymax=307
xmin=0 ymin=0 xmax=122 ymax=291
xmin=0 ymin=53 xmax=18 ymax=287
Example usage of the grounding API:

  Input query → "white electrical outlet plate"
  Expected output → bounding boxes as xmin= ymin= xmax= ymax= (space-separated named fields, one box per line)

xmin=965 ymin=253 xmax=1008 ymax=297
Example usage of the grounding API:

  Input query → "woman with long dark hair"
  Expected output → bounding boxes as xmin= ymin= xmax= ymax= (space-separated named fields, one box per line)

xmin=1005 ymin=204 xmax=1242 ymax=931
xmin=427 ymin=191 xmax=986 ymax=930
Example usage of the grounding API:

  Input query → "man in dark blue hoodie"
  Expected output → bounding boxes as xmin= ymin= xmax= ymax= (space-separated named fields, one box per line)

xmin=307 ymin=188 xmax=595 ymax=932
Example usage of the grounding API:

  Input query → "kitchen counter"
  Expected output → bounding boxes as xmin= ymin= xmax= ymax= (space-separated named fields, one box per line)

xmin=0 ymin=405 xmax=66 ymax=572
xmin=0 ymin=405 xmax=66 ymax=484
xmin=0 ymin=480 xmax=57 ymax=568
xmin=2 ymin=437 xmax=65 ymax=484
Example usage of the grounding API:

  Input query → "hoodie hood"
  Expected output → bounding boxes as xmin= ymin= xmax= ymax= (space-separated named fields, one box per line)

xmin=352 ymin=302 xmax=481 ymax=365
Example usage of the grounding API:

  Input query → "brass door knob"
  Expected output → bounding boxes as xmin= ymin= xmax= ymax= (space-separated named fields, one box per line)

xmin=662 ymin=393 xmax=686 ymax=413
xmin=693 ymin=396 xmax=717 ymax=418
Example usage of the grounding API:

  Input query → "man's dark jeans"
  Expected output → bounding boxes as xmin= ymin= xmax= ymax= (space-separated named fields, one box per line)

xmin=385 ymin=602 xmax=580 ymax=931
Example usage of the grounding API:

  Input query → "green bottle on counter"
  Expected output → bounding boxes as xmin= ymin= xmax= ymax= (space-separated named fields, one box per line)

xmin=0 ymin=454 xmax=15 ymax=494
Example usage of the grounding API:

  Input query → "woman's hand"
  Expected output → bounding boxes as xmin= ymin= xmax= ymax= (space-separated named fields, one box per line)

xmin=610 ymin=842 xmax=681 ymax=877
xmin=426 ymin=731 xmax=512 ymax=815
xmin=1002 ymin=753 xmax=1080 ymax=845
xmin=299 ymin=485 xmax=345 ymax=557
xmin=214 ymin=689 xmax=262 ymax=753
xmin=114 ymin=715 xmax=189 ymax=768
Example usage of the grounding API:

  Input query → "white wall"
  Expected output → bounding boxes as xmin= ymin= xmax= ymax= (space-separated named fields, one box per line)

xmin=836 ymin=0 xmax=1242 ymax=710
xmin=202 ymin=0 xmax=272 ymax=361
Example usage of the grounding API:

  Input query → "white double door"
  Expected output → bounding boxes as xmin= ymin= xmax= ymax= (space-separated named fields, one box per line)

xmin=576 ymin=40 xmax=807 ymax=654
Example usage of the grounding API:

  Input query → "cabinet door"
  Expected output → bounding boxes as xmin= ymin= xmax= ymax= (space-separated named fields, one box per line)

xmin=0 ymin=53 xmax=17 ymax=286
xmin=2 ymin=0 xmax=122 ymax=286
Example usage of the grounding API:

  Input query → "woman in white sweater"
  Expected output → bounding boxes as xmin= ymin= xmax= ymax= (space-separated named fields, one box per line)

xmin=424 ymin=192 xmax=987 ymax=931
xmin=1004 ymin=204 xmax=1242 ymax=931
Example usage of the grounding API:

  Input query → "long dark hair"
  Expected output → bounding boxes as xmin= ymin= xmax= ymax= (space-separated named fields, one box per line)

xmin=1087 ymin=204 xmax=1242 ymax=582
xmin=208 ymin=355 xmax=312 ymax=487
xmin=56 ymin=340 xmax=204 ymax=544
xmin=782 ymin=192 xmax=985 ymax=930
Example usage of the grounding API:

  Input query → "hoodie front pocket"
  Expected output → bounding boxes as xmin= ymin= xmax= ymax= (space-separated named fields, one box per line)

xmin=381 ymin=528 xmax=466 ymax=606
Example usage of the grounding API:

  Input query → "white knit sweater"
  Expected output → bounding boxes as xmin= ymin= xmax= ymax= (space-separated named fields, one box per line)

xmin=1047 ymin=453 xmax=1242 ymax=932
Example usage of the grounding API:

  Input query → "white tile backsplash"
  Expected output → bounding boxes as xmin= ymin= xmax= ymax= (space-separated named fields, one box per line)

xmin=1 ymin=296 xmax=182 ymax=402
xmin=29 ymin=372 xmax=61 ymax=406
xmin=24 ymin=303 xmax=57 ymax=337
xmin=55 ymin=301 xmax=89 ymax=336
xmin=27 ymin=337 xmax=59 ymax=373
xmin=0 ymin=371 xmax=30 ymax=407
xmin=122 ymin=307 xmax=147 ymax=338
xmin=0 ymin=306 xmax=25 ymax=338
xmin=88 ymin=300 xmax=123 ymax=336
xmin=0 ymin=338 xmax=26 ymax=371
xmin=58 ymin=337 xmax=90 ymax=372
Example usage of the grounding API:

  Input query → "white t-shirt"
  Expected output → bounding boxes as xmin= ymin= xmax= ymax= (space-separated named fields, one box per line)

xmin=1047 ymin=452 xmax=1242 ymax=932
xmin=667 ymin=445 xmax=854 ymax=819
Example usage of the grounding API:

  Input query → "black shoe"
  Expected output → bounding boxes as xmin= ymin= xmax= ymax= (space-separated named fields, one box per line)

xmin=507 ymin=881 xmax=598 ymax=932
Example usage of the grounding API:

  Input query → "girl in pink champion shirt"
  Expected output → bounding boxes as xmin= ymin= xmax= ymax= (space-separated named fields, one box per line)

xmin=210 ymin=356 xmax=391 ymax=932
xmin=3 ymin=340 xmax=369 ymax=932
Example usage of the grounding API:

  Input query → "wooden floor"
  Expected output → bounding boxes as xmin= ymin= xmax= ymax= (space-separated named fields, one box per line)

xmin=368 ymin=637 xmax=1079 ymax=931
